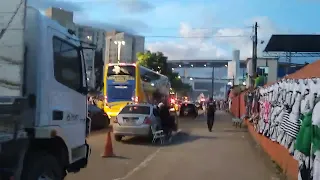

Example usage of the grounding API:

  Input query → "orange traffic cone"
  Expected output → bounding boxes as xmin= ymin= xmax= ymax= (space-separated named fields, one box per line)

xmin=101 ymin=131 xmax=114 ymax=158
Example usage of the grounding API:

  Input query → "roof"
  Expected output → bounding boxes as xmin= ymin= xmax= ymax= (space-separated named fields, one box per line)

xmin=261 ymin=60 xmax=320 ymax=88
xmin=284 ymin=60 xmax=320 ymax=79
xmin=264 ymin=35 xmax=320 ymax=52
xmin=245 ymin=57 xmax=278 ymax=63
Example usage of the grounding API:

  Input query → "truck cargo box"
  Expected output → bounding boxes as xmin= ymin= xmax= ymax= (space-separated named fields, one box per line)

xmin=0 ymin=0 xmax=26 ymax=97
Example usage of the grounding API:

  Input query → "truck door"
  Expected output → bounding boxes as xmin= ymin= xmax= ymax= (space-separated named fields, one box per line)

xmin=45 ymin=27 xmax=87 ymax=154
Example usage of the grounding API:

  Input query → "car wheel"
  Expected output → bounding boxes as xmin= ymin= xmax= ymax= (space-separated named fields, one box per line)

xmin=114 ymin=135 xmax=123 ymax=142
xmin=147 ymin=126 xmax=154 ymax=141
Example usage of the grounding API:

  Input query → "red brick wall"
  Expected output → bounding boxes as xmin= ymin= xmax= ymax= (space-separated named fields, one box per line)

xmin=245 ymin=120 xmax=298 ymax=180
xmin=230 ymin=93 xmax=246 ymax=118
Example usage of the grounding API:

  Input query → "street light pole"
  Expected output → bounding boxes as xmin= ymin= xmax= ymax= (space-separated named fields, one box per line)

xmin=114 ymin=40 xmax=125 ymax=63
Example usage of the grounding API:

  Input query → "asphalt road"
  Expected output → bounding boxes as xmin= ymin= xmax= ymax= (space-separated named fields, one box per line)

xmin=66 ymin=111 xmax=281 ymax=180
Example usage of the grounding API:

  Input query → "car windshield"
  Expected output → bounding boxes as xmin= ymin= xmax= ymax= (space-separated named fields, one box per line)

xmin=120 ymin=106 xmax=150 ymax=115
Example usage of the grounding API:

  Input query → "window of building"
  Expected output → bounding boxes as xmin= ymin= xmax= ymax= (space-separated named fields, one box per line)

xmin=53 ymin=37 xmax=83 ymax=92
xmin=86 ymin=35 xmax=92 ymax=41
xmin=258 ymin=66 xmax=269 ymax=76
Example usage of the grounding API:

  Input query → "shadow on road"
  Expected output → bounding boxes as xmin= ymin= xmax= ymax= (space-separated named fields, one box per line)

xmin=219 ymin=128 xmax=248 ymax=133
xmin=107 ymin=155 xmax=131 ymax=160
xmin=168 ymin=131 xmax=218 ymax=146
xmin=118 ymin=131 xmax=218 ymax=147
xmin=121 ymin=137 xmax=154 ymax=146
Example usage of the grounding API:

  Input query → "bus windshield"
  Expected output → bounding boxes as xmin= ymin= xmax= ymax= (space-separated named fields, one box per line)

xmin=107 ymin=85 xmax=134 ymax=101
xmin=107 ymin=65 xmax=135 ymax=77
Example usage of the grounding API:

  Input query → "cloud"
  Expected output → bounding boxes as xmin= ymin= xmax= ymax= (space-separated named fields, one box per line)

xmin=74 ymin=13 xmax=149 ymax=34
xmin=28 ymin=0 xmax=83 ymax=12
xmin=147 ymin=22 xmax=228 ymax=60
xmin=29 ymin=0 xmax=149 ymax=34
xmin=179 ymin=23 xmax=212 ymax=40
xmin=116 ymin=0 xmax=154 ymax=13
xmin=75 ymin=19 xmax=140 ymax=34
xmin=147 ymin=16 xmax=280 ymax=60
xmin=215 ymin=16 xmax=279 ymax=58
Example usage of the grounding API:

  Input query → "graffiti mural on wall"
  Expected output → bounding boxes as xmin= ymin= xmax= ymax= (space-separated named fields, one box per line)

xmin=244 ymin=78 xmax=320 ymax=180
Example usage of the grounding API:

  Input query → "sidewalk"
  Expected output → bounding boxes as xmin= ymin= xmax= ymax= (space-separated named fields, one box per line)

xmin=115 ymin=111 xmax=282 ymax=180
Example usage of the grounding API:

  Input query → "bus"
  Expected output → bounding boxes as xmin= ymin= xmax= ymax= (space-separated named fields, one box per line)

xmin=103 ymin=63 xmax=171 ymax=118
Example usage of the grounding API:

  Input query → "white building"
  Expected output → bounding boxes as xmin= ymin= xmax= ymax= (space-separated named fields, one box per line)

xmin=105 ymin=31 xmax=145 ymax=64
xmin=246 ymin=57 xmax=278 ymax=87
xmin=227 ymin=49 xmax=241 ymax=85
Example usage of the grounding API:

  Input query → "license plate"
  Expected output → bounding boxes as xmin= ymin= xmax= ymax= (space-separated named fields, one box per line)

xmin=124 ymin=119 xmax=135 ymax=124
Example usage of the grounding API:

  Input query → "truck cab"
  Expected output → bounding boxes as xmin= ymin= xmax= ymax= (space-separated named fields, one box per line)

xmin=0 ymin=3 xmax=95 ymax=180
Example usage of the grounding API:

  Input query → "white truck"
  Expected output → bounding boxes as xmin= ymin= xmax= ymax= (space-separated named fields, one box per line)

xmin=0 ymin=1 xmax=97 ymax=179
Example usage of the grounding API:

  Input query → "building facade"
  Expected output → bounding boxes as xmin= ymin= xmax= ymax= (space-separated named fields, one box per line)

xmin=75 ymin=25 xmax=106 ymax=73
xmin=246 ymin=58 xmax=278 ymax=87
xmin=167 ymin=59 xmax=305 ymax=100
xmin=105 ymin=31 xmax=145 ymax=64
xmin=45 ymin=7 xmax=106 ymax=79
xmin=45 ymin=7 xmax=76 ymax=31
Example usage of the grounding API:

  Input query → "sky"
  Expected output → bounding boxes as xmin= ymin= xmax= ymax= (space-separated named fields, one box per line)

xmin=29 ymin=0 xmax=320 ymax=62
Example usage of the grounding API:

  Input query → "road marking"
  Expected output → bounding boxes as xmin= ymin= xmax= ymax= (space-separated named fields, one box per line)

xmin=112 ymin=148 xmax=161 ymax=180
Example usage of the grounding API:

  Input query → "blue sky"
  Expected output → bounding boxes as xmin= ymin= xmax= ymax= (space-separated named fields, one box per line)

xmin=32 ymin=0 xmax=320 ymax=62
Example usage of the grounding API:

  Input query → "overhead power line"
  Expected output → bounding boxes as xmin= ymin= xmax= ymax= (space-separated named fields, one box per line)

xmin=143 ymin=35 xmax=251 ymax=39
xmin=145 ymin=26 xmax=254 ymax=30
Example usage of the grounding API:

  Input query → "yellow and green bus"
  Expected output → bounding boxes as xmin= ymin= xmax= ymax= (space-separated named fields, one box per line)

xmin=103 ymin=63 xmax=171 ymax=119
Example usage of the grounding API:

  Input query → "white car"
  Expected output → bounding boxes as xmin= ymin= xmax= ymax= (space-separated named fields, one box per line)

xmin=113 ymin=104 xmax=162 ymax=141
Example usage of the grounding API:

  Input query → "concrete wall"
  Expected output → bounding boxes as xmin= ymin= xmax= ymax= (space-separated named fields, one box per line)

xmin=132 ymin=35 xmax=145 ymax=62
xmin=233 ymin=50 xmax=240 ymax=85
xmin=257 ymin=58 xmax=278 ymax=83
xmin=45 ymin=7 xmax=74 ymax=29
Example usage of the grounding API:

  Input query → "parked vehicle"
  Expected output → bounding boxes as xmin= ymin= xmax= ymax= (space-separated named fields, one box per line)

xmin=0 ymin=2 xmax=100 ymax=179
xmin=113 ymin=104 xmax=161 ymax=141
xmin=179 ymin=103 xmax=198 ymax=118
xmin=88 ymin=105 xmax=110 ymax=130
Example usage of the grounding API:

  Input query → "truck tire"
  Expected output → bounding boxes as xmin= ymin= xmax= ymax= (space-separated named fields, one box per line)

xmin=114 ymin=135 xmax=122 ymax=142
xmin=21 ymin=152 xmax=63 ymax=180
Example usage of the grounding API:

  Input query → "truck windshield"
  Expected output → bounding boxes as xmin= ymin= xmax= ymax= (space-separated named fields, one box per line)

xmin=107 ymin=85 xmax=133 ymax=101
xmin=120 ymin=106 xmax=150 ymax=115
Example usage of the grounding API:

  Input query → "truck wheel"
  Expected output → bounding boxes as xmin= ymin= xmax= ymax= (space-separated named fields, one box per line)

xmin=21 ymin=152 xmax=63 ymax=180
xmin=114 ymin=135 xmax=122 ymax=142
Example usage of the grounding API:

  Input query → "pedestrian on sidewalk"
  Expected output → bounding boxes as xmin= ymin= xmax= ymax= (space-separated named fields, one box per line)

xmin=206 ymin=97 xmax=216 ymax=132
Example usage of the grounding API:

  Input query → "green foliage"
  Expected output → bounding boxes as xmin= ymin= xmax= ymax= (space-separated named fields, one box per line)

xmin=137 ymin=51 xmax=191 ymax=94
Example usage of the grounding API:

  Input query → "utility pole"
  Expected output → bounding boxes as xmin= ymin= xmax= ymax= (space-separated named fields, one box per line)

xmin=251 ymin=22 xmax=258 ymax=87
xmin=211 ymin=66 xmax=214 ymax=98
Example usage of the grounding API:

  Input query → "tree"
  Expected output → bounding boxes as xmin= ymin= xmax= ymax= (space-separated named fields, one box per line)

xmin=137 ymin=51 xmax=191 ymax=94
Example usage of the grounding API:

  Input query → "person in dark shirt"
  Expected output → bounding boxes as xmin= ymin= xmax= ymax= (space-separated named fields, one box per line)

xmin=206 ymin=97 xmax=216 ymax=132
xmin=159 ymin=101 xmax=173 ymax=137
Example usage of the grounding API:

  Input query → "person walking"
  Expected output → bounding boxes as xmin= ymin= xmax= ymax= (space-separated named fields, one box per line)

xmin=206 ymin=97 xmax=216 ymax=132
